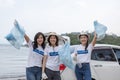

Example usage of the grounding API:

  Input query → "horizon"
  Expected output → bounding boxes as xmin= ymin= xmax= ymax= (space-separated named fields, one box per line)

xmin=0 ymin=32 xmax=119 ymax=44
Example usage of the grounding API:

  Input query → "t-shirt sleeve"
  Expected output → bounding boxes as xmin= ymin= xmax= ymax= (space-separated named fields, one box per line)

xmin=44 ymin=47 xmax=48 ymax=55
xmin=27 ymin=40 xmax=33 ymax=47
xmin=88 ymin=43 xmax=94 ymax=51
xmin=73 ymin=46 xmax=78 ymax=55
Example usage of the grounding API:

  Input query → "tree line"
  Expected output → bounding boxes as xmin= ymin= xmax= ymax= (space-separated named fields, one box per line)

xmin=62 ymin=32 xmax=120 ymax=46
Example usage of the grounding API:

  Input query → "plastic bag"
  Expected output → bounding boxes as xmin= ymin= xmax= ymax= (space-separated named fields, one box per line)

xmin=58 ymin=41 xmax=75 ymax=70
xmin=5 ymin=20 xmax=25 ymax=49
xmin=94 ymin=20 xmax=107 ymax=41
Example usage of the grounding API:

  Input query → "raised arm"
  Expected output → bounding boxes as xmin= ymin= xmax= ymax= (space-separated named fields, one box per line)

xmin=24 ymin=34 xmax=30 ymax=43
xmin=91 ymin=32 xmax=97 ymax=46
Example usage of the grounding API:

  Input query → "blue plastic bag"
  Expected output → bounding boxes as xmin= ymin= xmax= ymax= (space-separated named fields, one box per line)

xmin=5 ymin=20 xmax=25 ymax=49
xmin=94 ymin=21 xmax=107 ymax=41
xmin=58 ymin=41 xmax=75 ymax=70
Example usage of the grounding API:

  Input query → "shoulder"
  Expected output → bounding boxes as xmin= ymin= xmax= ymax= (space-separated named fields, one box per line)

xmin=45 ymin=45 xmax=50 ymax=49
xmin=73 ymin=45 xmax=81 ymax=50
xmin=27 ymin=40 xmax=33 ymax=47
xmin=58 ymin=45 xmax=62 ymax=48
xmin=88 ymin=43 xmax=93 ymax=47
xmin=88 ymin=43 xmax=94 ymax=49
xmin=76 ymin=44 xmax=82 ymax=48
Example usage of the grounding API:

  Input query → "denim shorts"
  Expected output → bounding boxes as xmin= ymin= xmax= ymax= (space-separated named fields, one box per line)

xmin=45 ymin=68 xmax=61 ymax=80
xmin=75 ymin=63 xmax=91 ymax=80
xmin=26 ymin=66 xmax=42 ymax=80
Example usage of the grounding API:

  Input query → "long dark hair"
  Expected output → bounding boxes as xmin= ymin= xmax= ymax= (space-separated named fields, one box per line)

xmin=47 ymin=35 xmax=59 ymax=46
xmin=85 ymin=40 xmax=89 ymax=51
xmin=33 ymin=32 xmax=46 ymax=50
xmin=79 ymin=35 xmax=89 ymax=51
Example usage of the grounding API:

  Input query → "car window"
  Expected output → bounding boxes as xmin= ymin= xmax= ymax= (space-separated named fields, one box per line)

xmin=113 ymin=48 xmax=120 ymax=63
xmin=91 ymin=49 xmax=116 ymax=61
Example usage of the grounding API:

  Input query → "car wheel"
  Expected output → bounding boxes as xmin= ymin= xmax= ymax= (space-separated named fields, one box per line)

xmin=92 ymin=78 xmax=96 ymax=80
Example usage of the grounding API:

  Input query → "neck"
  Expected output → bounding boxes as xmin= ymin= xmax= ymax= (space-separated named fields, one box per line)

xmin=81 ymin=43 xmax=86 ymax=46
xmin=51 ymin=44 xmax=56 ymax=47
xmin=38 ymin=44 xmax=41 ymax=47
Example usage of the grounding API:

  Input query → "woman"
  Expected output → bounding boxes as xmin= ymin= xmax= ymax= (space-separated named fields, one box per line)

xmin=24 ymin=32 xmax=46 ymax=80
xmin=73 ymin=32 xmax=97 ymax=80
xmin=42 ymin=32 xmax=61 ymax=80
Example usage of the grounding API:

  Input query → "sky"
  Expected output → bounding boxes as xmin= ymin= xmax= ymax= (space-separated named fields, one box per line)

xmin=0 ymin=0 xmax=120 ymax=44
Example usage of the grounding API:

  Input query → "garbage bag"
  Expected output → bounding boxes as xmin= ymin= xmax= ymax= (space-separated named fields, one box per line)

xmin=58 ymin=41 xmax=75 ymax=70
xmin=5 ymin=20 xmax=25 ymax=49
xmin=94 ymin=20 xmax=107 ymax=41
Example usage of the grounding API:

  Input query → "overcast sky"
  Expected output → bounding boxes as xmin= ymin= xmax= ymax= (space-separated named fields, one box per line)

xmin=0 ymin=0 xmax=120 ymax=44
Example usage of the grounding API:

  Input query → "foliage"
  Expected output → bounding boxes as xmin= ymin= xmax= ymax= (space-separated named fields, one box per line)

xmin=62 ymin=32 xmax=120 ymax=46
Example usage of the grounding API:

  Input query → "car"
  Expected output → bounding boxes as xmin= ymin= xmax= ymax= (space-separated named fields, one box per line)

xmin=61 ymin=44 xmax=120 ymax=80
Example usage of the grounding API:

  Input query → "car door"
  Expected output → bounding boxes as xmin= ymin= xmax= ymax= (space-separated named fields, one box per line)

xmin=91 ymin=47 xmax=120 ymax=80
xmin=113 ymin=48 xmax=120 ymax=64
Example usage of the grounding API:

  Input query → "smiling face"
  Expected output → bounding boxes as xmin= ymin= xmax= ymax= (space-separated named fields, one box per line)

xmin=50 ymin=35 xmax=57 ymax=46
xmin=33 ymin=32 xmax=45 ymax=49
xmin=79 ymin=35 xmax=88 ymax=45
xmin=37 ymin=35 xmax=44 ymax=45
xmin=48 ymin=35 xmax=58 ymax=46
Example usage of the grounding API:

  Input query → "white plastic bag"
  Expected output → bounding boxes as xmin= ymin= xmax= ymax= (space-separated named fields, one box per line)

xmin=5 ymin=20 xmax=25 ymax=49
xmin=94 ymin=20 xmax=107 ymax=41
xmin=58 ymin=41 xmax=75 ymax=70
xmin=42 ymin=72 xmax=48 ymax=79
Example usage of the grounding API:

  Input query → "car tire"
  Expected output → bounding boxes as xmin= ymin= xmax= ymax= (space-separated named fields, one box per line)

xmin=92 ymin=78 xmax=96 ymax=80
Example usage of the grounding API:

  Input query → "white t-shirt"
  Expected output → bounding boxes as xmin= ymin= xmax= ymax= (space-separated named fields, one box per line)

xmin=27 ymin=40 xmax=44 ymax=68
xmin=44 ymin=45 xmax=62 ymax=71
xmin=74 ymin=44 xmax=93 ymax=63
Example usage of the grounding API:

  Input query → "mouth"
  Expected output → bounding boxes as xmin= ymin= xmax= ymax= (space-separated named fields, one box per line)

xmin=51 ymin=42 xmax=56 ymax=44
xmin=38 ymin=41 xmax=42 ymax=43
xmin=81 ymin=40 xmax=86 ymax=43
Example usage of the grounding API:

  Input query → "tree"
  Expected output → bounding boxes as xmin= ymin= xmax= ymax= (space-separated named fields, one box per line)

xmin=62 ymin=32 xmax=120 ymax=46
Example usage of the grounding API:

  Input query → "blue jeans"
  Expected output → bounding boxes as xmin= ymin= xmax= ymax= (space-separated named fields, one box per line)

xmin=26 ymin=66 xmax=42 ymax=80
xmin=75 ymin=63 xmax=91 ymax=80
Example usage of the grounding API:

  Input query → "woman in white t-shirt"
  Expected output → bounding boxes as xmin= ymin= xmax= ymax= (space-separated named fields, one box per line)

xmin=24 ymin=32 xmax=46 ymax=80
xmin=42 ymin=32 xmax=61 ymax=80
xmin=73 ymin=32 xmax=97 ymax=80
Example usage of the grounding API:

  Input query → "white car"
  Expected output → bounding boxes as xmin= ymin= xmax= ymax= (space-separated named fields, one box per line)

xmin=61 ymin=44 xmax=120 ymax=80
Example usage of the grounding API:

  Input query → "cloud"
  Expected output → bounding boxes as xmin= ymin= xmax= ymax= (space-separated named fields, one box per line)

xmin=0 ymin=0 xmax=16 ymax=8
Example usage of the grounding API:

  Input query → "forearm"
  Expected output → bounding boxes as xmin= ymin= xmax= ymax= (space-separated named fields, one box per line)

xmin=42 ymin=55 xmax=47 ymax=73
xmin=24 ymin=34 xmax=30 ymax=43
xmin=91 ymin=32 xmax=97 ymax=46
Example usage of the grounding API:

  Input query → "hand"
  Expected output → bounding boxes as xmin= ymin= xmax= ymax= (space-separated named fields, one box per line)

xmin=14 ymin=19 xmax=18 ymax=26
xmin=94 ymin=31 xmax=97 ymax=38
xmin=71 ymin=53 xmax=77 ymax=61
xmin=42 ymin=72 xmax=48 ymax=79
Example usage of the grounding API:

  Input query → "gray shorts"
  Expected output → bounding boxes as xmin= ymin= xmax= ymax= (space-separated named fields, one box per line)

xmin=45 ymin=68 xmax=61 ymax=80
